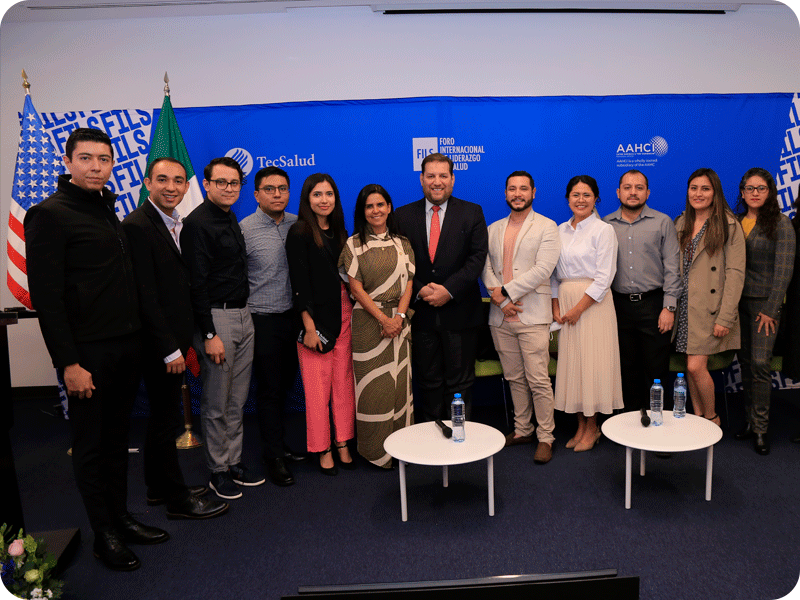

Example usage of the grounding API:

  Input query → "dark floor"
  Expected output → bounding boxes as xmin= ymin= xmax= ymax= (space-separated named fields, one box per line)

xmin=7 ymin=383 xmax=800 ymax=600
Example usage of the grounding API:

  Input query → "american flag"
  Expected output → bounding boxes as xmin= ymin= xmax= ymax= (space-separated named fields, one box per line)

xmin=7 ymin=95 xmax=65 ymax=309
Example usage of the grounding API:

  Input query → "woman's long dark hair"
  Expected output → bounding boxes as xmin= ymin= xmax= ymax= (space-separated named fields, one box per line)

xmin=354 ymin=184 xmax=400 ymax=245
xmin=297 ymin=173 xmax=347 ymax=250
xmin=735 ymin=167 xmax=781 ymax=240
xmin=678 ymin=168 xmax=731 ymax=257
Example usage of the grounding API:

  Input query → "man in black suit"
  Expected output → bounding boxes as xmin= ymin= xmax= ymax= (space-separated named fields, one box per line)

xmin=394 ymin=153 xmax=489 ymax=422
xmin=122 ymin=157 xmax=229 ymax=521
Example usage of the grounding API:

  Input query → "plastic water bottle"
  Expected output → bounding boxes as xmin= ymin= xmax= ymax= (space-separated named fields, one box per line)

xmin=673 ymin=373 xmax=687 ymax=418
xmin=451 ymin=393 xmax=465 ymax=442
xmin=650 ymin=379 xmax=664 ymax=426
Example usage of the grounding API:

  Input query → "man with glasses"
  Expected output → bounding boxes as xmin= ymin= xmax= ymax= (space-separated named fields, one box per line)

xmin=603 ymin=169 xmax=681 ymax=412
xmin=182 ymin=157 xmax=263 ymax=500
xmin=240 ymin=166 xmax=306 ymax=487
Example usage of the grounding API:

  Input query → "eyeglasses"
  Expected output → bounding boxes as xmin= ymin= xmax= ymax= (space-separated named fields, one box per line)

xmin=210 ymin=179 xmax=244 ymax=190
xmin=259 ymin=185 xmax=289 ymax=194
xmin=743 ymin=185 xmax=768 ymax=194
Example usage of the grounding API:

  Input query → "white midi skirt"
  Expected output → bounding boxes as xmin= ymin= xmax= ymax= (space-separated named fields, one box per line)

xmin=554 ymin=278 xmax=624 ymax=416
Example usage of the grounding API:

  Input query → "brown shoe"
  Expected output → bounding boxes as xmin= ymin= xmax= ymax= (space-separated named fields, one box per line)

xmin=533 ymin=442 xmax=553 ymax=464
xmin=505 ymin=432 xmax=534 ymax=447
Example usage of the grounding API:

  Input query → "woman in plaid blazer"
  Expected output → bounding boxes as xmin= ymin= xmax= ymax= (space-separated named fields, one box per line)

xmin=733 ymin=168 xmax=796 ymax=455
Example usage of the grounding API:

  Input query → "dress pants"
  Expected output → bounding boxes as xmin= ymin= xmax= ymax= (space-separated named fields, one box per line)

xmin=412 ymin=326 xmax=478 ymax=422
xmin=296 ymin=286 xmax=355 ymax=453
xmin=64 ymin=332 xmax=142 ymax=533
xmin=739 ymin=297 xmax=780 ymax=434
xmin=194 ymin=307 xmax=255 ymax=473
xmin=613 ymin=290 xmax=672 ymax=411
xmin=490 ymin=321 xmax=555 ymax=443
xmin=142 ymin=356 xmax=189 ymax=503
xmin=251 ymin=310 xmax=298 ymax=460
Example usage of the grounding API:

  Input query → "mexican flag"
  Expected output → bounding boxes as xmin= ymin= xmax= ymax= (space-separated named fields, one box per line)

xmin=138 ymin=93 xmax=204 ymax=218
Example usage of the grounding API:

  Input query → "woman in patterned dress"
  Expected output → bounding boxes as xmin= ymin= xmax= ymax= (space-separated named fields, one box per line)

xmin=674 ymin=168 xmax=746 ymax=428
xmin=339 ymin=184 xmax=415 ymax=469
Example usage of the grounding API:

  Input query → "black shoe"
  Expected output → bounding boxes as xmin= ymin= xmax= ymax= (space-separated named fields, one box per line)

xmin=147 ymin=485 xmax=208 ymax=506
xmin=735 ymin=423 xmax=754 ymax=441
xmin=754 ymin=433 xmax=770 ymax=455
xmin=93 ymin=531 xmax=140 ymax=571
xmin=114 ymin=513 xmax=170 ymax=545
xmin=266 ymin=457 xmax=295 ymax=486
xmin=166 ymin=495 xmax=229 ymax=520
xmin=229 ymin=463 xmax=266 ymax=487
xmin=284 ymin=446 xmax=309 ymax=462
xmin=210 ymin=471 xmax=242 ymax=500
xmin=318 ymin=448 xmax=338 ymax=476
xmin=335 ymin=442 xmax=357 ymax=470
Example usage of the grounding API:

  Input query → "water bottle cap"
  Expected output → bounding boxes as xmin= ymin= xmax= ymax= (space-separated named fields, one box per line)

xmin=654 ymin=379 xmax=661 ymax=383
xmin=454 ymin=393 xmax=461 ymax=399
xmin=677 ymin=373 xmax=684 ymax=378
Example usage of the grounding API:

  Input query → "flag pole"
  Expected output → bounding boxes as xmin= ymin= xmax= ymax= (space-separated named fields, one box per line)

xmin=21 ymin=69 xmax=30 ymax=95
xmin=164 ymin=71 xmax=170 ymax=96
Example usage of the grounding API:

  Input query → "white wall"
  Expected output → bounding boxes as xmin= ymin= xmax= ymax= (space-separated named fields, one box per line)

xmin=2 ymin=2 xmax=799 ymax=386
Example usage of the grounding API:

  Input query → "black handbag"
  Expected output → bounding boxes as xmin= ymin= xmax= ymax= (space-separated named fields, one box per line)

xmin=297 ymin=325 xmax=336 ymax=354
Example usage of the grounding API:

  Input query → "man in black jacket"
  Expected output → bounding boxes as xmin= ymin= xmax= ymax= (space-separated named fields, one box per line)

xmin=122 ymin=157 xmax=229 ymax=520
xmin=25 ymin=128 xmax=167 ymax=571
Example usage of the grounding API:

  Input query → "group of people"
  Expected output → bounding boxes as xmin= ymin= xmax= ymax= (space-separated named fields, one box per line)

xmin=23 ymin=127 xmax=800 ymax=574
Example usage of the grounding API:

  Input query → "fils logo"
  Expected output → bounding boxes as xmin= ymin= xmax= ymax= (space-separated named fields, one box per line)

xmin=412 ymin=138 xmax=438 ymax=171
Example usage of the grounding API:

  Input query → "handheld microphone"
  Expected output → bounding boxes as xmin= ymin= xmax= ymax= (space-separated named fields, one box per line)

xmin=640 ymin=407 xmax=651 ymax=427
xmin=435 ymin=420 xmax=453 ymax=438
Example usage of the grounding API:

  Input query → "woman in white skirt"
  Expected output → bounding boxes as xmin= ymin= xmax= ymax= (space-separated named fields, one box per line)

xmin=551 ymin=175 xmax=623 ymax=452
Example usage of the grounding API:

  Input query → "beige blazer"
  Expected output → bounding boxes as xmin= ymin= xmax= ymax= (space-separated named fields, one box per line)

xmin=482 ymin=209 xmax=561 ymax=327
xmin=674 ymin=212 xmax=746 ymax=354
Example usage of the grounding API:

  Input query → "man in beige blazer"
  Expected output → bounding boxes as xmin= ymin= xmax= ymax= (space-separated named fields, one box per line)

xmin=482 ymin=171 xmax=561 ymax=464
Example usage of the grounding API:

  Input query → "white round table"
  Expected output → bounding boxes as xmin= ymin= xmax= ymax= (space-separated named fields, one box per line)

xmin=601 ymin=410 xmax=723 ymax=509
xmin=383 ymin=421 xmax=505 ymax=522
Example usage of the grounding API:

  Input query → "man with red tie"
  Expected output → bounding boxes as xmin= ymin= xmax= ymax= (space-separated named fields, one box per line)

xmin=394 ymin=153 xmax=489 ymax=422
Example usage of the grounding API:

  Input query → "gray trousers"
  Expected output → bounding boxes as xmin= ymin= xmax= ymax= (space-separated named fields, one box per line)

xmin=194 ymin=307 xmax=255 ymax=473
xmin=739 ymin=297 xmax=779 ymax=434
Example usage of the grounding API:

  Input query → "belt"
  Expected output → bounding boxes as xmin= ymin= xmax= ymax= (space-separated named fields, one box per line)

xmin=210 ymin=299 xmax=248 ymax=309
xmin=612 ymin=288 xmax=663 ymax=302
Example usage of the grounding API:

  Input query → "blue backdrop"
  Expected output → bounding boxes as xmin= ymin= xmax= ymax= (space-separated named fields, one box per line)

xmin=173 ymin=93 xmax=793 ymax=229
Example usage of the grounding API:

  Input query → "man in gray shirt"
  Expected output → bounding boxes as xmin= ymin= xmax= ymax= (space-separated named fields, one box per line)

xmin=604 ymin=170 xmax=681 ymax=411
xmin=240 ymin=166 xmax=305 ymax=487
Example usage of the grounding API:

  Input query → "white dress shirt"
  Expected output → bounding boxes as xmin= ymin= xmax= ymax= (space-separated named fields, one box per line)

xmin=551 ymin=212 xmax=618 ymax=303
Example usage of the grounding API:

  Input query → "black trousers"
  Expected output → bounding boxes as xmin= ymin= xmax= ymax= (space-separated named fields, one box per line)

xmin=252 ymin=311 xmax=299 ymax=459
xmin=64 ymin=332 xmax=141 ymax=533
xmin=412 ymin=327 xmax=478 ymax=423
xmin=142 ymin=354 xmax=189 ymax=504
xmin=613 ymin=291 xmax=672 ymax=411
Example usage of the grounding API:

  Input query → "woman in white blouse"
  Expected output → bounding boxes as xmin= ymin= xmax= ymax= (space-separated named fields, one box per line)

xmin=551 ymin=175 xmax=624 ymax=451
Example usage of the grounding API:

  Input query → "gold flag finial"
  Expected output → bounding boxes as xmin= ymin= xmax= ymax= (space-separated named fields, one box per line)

xmin=21 ymin=69 xmax=30 ymax=95
xmin=164 ymin=71 xmax=170 ymax=97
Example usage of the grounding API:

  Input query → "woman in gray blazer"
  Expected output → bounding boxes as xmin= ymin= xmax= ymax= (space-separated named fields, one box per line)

xmin=733 ymin=168 xmax=796 ymax=455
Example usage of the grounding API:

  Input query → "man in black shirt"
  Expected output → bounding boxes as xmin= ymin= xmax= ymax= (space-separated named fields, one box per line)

xmin=181 ymin=157 xmax=263 ymax=500
xmin=25 ymin=128 xmax=167 ymax=571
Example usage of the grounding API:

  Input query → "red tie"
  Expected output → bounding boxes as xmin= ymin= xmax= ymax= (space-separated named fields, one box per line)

xmin=429 ymin=206 xmax=441 ymax=263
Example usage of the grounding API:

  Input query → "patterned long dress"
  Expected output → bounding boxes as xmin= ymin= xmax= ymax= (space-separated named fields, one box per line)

xmin=339 ymin=231 xmax=415 ymax=468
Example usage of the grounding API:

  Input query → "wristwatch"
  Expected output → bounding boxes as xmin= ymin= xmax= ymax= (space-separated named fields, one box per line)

xmin=501 ymin=286 xmax=509 ymax=298
xmin=205 ymin=332 xmax=216 ymax=340
xmin=666 ymin=306 xmax=677 ymax=313
xmin=397 ymin=312 xmax=407 ymax=320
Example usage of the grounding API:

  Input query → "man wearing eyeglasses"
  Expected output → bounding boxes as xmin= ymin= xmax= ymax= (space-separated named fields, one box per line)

xmin=240 ymin=166 xmax=306 ymax=487
xmin=603 ymin=169 xmax=681 ymax=413
xmin=181 ymin=157 xmax=263 ymax=500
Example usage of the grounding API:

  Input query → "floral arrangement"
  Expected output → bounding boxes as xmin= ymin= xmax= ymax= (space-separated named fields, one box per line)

xmin=1 ymin=524 xmax=63 ymax=599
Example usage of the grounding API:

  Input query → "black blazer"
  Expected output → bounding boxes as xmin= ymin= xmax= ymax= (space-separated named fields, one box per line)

xmin=394 ymin=196 xmax=488 ymax=331
xmin=285 ymin=221 xmax=346 ymax=339
xmin=122 ymin=200 xmax=194 ymax=358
